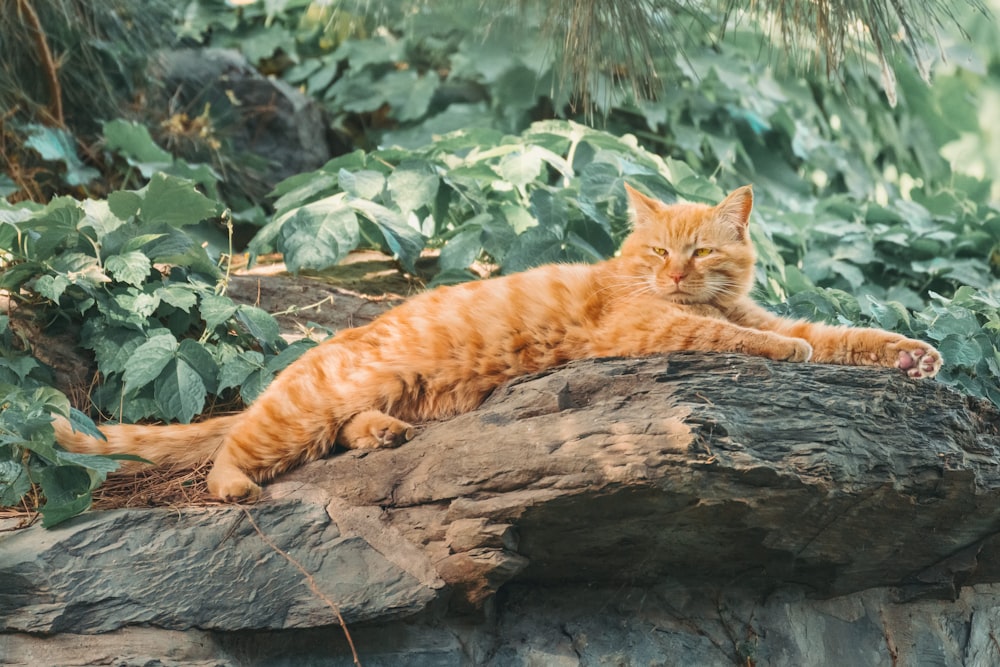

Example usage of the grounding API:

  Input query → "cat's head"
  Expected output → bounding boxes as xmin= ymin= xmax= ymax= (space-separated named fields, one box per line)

xmin=618 ymin=184 xmax=757 ymax=307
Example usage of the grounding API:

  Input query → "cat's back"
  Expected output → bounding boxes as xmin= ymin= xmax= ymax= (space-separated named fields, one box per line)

xmin=349 ymin=261 xmax=604 ymax=366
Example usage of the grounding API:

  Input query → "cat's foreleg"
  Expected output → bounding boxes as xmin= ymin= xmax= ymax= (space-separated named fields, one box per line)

xmin=600 ymin=313 xmax=814 ymax=362
xmin=731 ymin=299 xmax=942 ymax=378
xmin=791 ymin=323 xmax=941 ymax=378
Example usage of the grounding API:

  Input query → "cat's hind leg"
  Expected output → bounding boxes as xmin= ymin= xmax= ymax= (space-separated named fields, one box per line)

xmin=336 ymin=410 xmax=415 ymax=449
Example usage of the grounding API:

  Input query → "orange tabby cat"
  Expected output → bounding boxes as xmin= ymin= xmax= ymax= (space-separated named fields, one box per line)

xmin=54 ymin=184 xmax=943 ymax=500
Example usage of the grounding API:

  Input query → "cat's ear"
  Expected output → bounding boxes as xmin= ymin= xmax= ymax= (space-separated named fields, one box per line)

xmin=716 ymin=185 xmax=754 ymax=238
xmin=624 ymin=183 xmax=661 ymax=226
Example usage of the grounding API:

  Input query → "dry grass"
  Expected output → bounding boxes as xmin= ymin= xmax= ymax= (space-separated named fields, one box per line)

xmin=0 ymin=463 xmax=229 ymax=530
xmin=89 ymin=462 xmax=226 ymax=512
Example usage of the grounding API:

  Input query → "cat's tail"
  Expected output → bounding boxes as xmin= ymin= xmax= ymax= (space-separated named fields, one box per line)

xmin=52 ymin=413 xmax=241 ymax=469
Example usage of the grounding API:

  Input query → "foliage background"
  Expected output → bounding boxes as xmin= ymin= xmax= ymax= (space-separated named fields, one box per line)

xmin=1 ymin=0 xmax=998 ymax=524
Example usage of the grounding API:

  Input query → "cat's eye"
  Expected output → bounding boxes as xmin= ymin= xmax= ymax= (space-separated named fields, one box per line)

xmin=693 ymin=248 xmax=713 ymax=257
xmin=651 ymin=247 xmax=668 ymax=257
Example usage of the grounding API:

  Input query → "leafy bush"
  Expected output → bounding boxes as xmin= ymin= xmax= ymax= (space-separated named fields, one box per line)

xmin=0 ymin=174 xmax=308 ymax=524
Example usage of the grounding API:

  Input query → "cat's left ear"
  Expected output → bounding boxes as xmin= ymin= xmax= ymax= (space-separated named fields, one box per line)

xmin=716 ymin=185 xmax=754 ymax=238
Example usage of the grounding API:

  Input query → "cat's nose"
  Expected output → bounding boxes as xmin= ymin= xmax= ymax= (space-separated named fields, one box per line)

xmin=668 ymin=272 xmax=684 ymax=285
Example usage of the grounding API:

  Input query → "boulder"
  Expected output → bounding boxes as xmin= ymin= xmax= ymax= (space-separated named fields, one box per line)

xmin=2 ymin=353 xmax=1000 ymax=665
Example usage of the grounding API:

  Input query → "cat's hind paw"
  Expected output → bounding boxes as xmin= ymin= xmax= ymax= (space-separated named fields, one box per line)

xmin=337 ymin=410 xmax=415 ymax=450
xmin=893 ymin=342 xmax=943 ymax=379
xmin=206 ymin=465 xmax=262 ymax=502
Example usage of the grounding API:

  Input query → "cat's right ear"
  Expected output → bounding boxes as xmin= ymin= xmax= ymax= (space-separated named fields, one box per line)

xmin=624 ymin=183 xmax=661 ymax=226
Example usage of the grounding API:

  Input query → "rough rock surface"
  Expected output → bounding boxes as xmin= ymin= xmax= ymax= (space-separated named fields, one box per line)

xmin=3 ymin=353 xmax=1000 ymax=665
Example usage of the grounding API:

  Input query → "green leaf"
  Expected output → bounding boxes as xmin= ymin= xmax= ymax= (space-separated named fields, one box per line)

xmin=138 ymin=173 xmax=220 ymax=227
xmin=236 ymin=305 xmax=282 ymax=351
xmin=499 ymin=148 xmax=543 ymax=187
xmin=439 ymin=227 xmax=483 ymax=272
xmin=0 ymin=459 xmax=31 ymax=506
xmin=24 ymin=125 xmax=99 ymax=186
xmin=102 ymin=119 xmax=173 ymax=175
xmin=338 ymin=169 xmax=386 ymax=200
xmin=388 ymin=164 xmax=440 ymax=214
xmin=115 ymin=290 xmax=160 ymax=319
xmin=108 ymin=190 xmax=143 ymax=221
xmin=277 ymin=197 xmax=361 ymax=272
xmin=349 ymin=199 xmax=424 ymax=273
xmin=217 ymin=349 xmax=264 ymax=393
xmin=937 ymin=334 xmax=983 ymax=369
xmin=105 ymin=251 xmax=152 ymax=287
xmin=154 ymin=357 xmax=207 ymax=424
xmin=177 ymin=339 xmax=219 ymax=394
xmin=37 ymin=465 xmax=95 ymax=527
xmin=155 ymin=284 xmax=199 ymax=311
xmin=123 ymin=334 xmax=178 ymax=390
xmin=239 ymin=368 xmax=274 ymax=404
xmin=200 ymin=294 xmax=239 ymax=329
xmin=34 ymin=274 xmax=70 ymax=302
xmin=0 ymin=355 xmax=41 ymax=382
xmin=67 ymin=407 xmax=106 ymax=443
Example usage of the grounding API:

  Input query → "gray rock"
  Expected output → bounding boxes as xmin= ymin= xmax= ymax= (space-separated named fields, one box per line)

xmin=3 ymin=352 xmax=1000 ymax=665
xmin=0 ymin=500 xmax=438 ymax=633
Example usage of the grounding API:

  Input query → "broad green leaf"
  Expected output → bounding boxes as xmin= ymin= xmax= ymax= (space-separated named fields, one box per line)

xmin=67 ymin=407 xmax=106 ymax=442
xmin=265 ymin=339 xmax=316 ymax=375
xmin=439 ymin=227 xmax=483 ymax=272
xmin=217 ymin=349 xmax=264 ymax=393
xmin=388 ymin=164 xmax=440 ymax=214
xmin=499 ymin=148 xmax=543 ymax=187
xmin=502 ymin=224 xmax=566 ymax=274
xmin=137 ymin=174 xmax=220 ymax=228
xmin=384 ymin=70 xmax=438 ymax=122
xmin=108 ymin=190 xmax=143 ymax=221
xmin=115 ymin=290 xmax=160 ymax=319
xmin=277 ymin=198 xmax=361 ymax=272
xmin=349 ymin=199 xmax=424 ymax=273
xmin=24 ymin=125 xmax=99 ymax=186
xmin=37 ymin=464 xmax=95 ymax=527
xmin=177 ymin=339 xmax=219 ymax=394
xmin=0 ymin=459 xmax=30 ymax=506
xmin=938 ymin=334 xmax=983 ymax=369
xmin=123 ymin=334 xmax=178 ymax=390
xmin=236 ymin=305 xmax=281 ymax=351
xmin=272 ymin=171 xmax=340 ymax=214
xmin=55 ymin=450 xmax=121 ymax=474
xmin=200 ymin=294 xmax=239 ymax=329
xmin=0 ymin=356 xmax=40 ymax=382
xmin=21 ymin=200 xmax=84 ymax=260
xmin=102 ymin=119 xmax=173 ymax=176
xmin=155 ymin=284 xmax=199 ymax=311
xmin=154 ymin=357 xmax=207 ymax=424
xmin=105 ymin=251 xmax=152 ymax=287
xmin=239 ymin=368 xmax=274 ymax=404
xmin=34 ymin=274 xmax=70 ymax=302
xmin=338 ymin=169 xmax=386 ymax=200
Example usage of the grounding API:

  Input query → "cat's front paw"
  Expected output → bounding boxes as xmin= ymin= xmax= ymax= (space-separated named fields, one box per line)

xmin=889 ymin=340 xmax=943 ymax=379
xmin=785 ymin=338 xmax=814 ymax=363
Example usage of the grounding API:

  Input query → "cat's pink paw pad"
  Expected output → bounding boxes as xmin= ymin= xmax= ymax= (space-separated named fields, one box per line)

xmin=895 ymin=345 xmax=942 ymax=379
